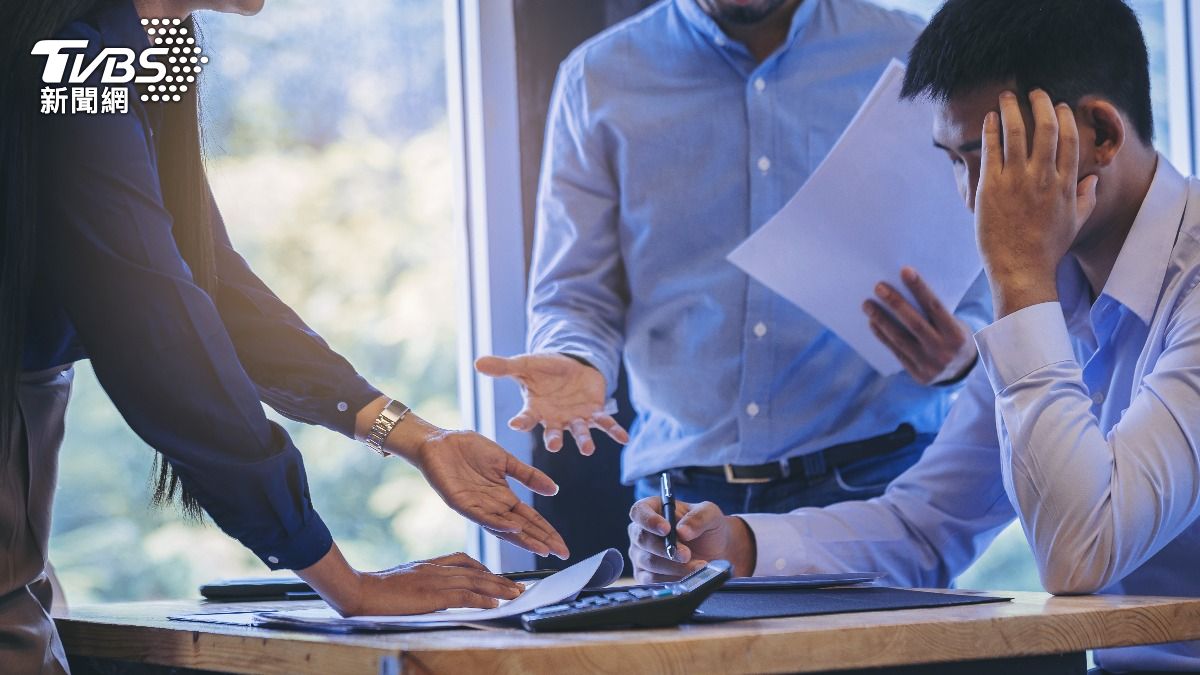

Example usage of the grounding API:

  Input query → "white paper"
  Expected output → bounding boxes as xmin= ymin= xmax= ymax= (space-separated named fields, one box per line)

xmin=727 ymin=60 xmax=982 ymax=374
xmin=253 ymin=548 xmax=624 ymax=630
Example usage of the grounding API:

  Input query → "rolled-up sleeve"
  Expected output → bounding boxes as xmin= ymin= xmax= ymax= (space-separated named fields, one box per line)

xmin=39 ymin=103 xmax=332 ymax=571
xmin=526 ymin=56 xmax=628 ymax=395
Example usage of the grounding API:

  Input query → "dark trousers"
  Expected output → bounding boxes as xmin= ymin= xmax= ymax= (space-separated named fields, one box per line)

xmin=1 ymin=366 xmax=73 ymax=674
xmin=634 ymin=433 xmax=934 ymax=515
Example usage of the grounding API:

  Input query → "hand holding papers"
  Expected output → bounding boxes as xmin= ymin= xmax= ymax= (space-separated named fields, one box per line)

xmin=728 ymin=60 xmax=982 ymax=375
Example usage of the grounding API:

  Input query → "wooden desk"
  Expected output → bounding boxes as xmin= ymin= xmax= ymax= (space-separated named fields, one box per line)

xmin=57 ymin=591 xmax=1200 ymax=675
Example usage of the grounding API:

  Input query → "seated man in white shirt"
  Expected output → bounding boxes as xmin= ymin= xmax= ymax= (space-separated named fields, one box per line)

xmin=628 ymin=0 xmax=1200 ymax=670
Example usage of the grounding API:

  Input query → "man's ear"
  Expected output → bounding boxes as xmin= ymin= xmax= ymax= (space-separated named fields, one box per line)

xmin=1075 ymin=97 xmax=1126 ymax=169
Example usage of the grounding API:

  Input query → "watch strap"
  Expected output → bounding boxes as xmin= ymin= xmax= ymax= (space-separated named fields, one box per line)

xmin=364 ymin=399 xmax=410 ymax=457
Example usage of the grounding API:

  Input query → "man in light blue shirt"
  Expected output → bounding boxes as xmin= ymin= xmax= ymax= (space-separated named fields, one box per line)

xmin=629 ymin=0 xmax=1200 ymax=669
xmin=478 ymin=0 xmax=990 ymax=514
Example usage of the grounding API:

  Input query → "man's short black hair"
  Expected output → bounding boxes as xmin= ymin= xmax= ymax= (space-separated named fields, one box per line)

xmin=901 ymin=0 xmax=1154 ymax=144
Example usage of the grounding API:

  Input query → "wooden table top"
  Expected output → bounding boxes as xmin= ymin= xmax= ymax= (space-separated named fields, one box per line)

xmin=55 ymin=591 xmax=1200 ymax=675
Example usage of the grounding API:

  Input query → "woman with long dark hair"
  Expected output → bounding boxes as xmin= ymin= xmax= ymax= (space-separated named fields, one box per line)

xmin=0 ymin=1 xmax=569 ymax=671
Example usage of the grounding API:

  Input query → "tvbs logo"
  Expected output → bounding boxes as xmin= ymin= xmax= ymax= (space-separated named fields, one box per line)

xmin=34 ymin=18 xmax=207 ymax=114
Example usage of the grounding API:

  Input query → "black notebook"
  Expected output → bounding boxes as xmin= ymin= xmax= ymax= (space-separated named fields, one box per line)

xmin=690 ymin=587 xmax=1009 ymax=623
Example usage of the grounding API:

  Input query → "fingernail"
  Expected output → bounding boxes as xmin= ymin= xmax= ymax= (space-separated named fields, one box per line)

xmin=902 ymin=268 xmax=917 ymax=282
xmin=875 ymin=283 xmax=889 ymax=298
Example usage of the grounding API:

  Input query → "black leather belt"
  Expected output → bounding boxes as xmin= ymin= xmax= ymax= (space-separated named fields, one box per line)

xmin=685 ymin=423 xmax=918 ymax=485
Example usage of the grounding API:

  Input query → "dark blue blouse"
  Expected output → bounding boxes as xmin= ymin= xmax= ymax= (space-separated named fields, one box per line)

xmin=26 ymin=0 xmax=382 ymax=570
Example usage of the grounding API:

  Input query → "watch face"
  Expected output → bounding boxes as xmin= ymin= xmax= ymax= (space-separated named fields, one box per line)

xmin=382 ymin=400 xmax=408 ymax=423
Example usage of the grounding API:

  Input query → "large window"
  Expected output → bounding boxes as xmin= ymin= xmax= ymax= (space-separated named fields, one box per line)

xmin=49 ymin=0 xmax=465 ymax=602
xmin=871 ymin=0 xmax=1180 ymax=592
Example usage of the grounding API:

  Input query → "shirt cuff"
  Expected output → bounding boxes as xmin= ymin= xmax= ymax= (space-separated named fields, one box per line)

xmin=329 ymin=377 xmax=384 ymax=439
xmin=737 ymin=513 xmax=812 ymax=577
xmin=974 ymin=302 xmax=1076 ymax=394
xmin=255 ymin=511 xmax=334 ymax=571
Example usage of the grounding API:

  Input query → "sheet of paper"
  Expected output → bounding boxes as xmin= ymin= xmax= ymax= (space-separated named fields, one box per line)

xmin=727 ymin=60 xmax=982 ymax=374
xmin=170 ymin=611 xmax=463 ymax=632
xmin=253 ymin=548 xmax=624 ymax=631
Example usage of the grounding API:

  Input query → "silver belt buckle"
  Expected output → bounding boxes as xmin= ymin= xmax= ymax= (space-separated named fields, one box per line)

xmin=723 ymin=464 xmax=772 ymax=485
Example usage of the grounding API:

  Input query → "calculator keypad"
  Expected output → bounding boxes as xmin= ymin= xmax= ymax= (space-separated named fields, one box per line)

xmin=531 ymin=586 xmax=678 ymax=616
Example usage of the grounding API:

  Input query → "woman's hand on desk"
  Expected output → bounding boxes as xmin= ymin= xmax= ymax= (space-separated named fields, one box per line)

xmin=297 ymin=545 xmax=523 ymax=616
xmin=475 ymin=353 xmax=629 ymax=455
xmin=627 ymin=497 xmax=756 ymax=584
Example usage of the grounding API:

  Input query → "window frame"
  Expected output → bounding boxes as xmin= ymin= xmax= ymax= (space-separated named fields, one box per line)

xmin=1162 ymin=0 xmax=1195 ymax=172
xmin=1185 ymin=0 xmax=1195 ymax=174
xmin=446 ymin=0 xmax=537 ymax=572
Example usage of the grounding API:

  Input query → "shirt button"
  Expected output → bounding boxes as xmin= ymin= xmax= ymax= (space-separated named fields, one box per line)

xmin=746 ymin=402 xmax=761 ymax=417
xmin=774 ymin=558 xmax=786 ymax=571
xmin=336 ymin=401 xmax=349 ymax=412
xmin=714 ymin=35 xmax=727 ymax=47
xmin=754 ymin=322 xmax=768 ymax=338
xmin=267 ymin=556 xmax=279 ymax=564
xmin=754 ymin=77 xmax=766 ymax=93
xmin=1092 ymin=391 xmax=1106 ymax=405
xmin=757 ymin=156 xmax=771 ymax=173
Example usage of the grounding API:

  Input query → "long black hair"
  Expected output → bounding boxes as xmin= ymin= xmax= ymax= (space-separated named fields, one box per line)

xmin=1 ymin=0 xmax=213 ymax=516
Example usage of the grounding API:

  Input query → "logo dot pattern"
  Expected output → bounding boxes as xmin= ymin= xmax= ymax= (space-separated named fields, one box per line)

xmin=137 ymin=18 xmax=205 ymax=103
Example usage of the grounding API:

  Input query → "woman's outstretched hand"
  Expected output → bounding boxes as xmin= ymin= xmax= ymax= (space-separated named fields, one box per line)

xmin=356 ymin=397 xmax=570 ymax=560
xmin=414 ymin=427 xmax=570 ymax=559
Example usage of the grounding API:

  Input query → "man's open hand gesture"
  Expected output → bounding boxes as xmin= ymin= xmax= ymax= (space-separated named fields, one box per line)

xmin=475 ymin=354 xmax=629 ymax=455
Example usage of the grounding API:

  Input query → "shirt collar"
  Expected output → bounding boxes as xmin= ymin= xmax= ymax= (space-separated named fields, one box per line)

xmin=1095 ymin=155 xmax=1188 ymax=325
xmin=675 ymin=0 xmax=819 ymax=57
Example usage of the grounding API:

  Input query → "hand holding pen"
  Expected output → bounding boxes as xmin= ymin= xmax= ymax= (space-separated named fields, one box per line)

xmin=627 ymin=487 xmax=758 ymax=584
xmin=660 ymin=472 xmax=678 ymax=560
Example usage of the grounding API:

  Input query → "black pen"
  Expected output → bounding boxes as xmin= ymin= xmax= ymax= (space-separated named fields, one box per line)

xmin=660 ymin=471 xmax=678 ymax=561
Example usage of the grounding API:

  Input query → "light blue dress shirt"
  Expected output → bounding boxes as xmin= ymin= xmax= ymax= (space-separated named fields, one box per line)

xmin=527 ymin=0 xmax=992 ymax=483
xmin=743 ymin=157 xmax=1200 ymax=670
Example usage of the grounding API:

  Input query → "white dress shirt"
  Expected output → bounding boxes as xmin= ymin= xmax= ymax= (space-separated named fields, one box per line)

xmin=741 ymin=156 xmax=1200 ymax=670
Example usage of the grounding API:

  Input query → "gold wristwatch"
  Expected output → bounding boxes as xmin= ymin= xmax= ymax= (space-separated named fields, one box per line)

xmin=364 ymin=399 xmax=411 ymax=457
